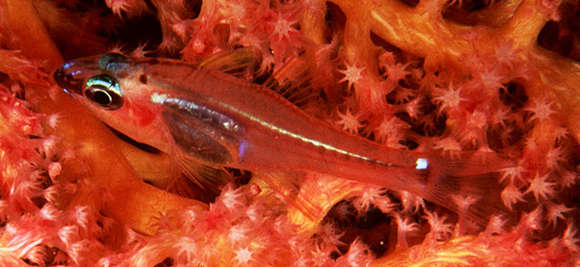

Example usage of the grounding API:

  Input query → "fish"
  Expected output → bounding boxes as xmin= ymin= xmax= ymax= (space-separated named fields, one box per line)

xmin=53 ymin=50 xmax=510 ymax=227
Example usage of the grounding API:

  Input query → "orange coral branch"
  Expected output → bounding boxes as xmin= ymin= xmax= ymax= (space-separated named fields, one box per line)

xmin=0 ymin=0 xmax=62 ymax=70
xmin=328 ymin=0 xmax=580 ymax=141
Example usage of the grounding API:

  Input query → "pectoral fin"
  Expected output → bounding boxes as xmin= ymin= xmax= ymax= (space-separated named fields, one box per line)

xmin=162 ymin=108 xmax=233 ymax=165
xmin=168 ymin=156 xmax=233 ymax=195
xmin=161 ymin=104 xmax=241 ymax=190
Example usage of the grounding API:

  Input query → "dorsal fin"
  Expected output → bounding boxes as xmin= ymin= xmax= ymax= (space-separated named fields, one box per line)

xmin=199 ymin=48 xmax=319 ymax=107
xmin=198 ymin=48 xmax=261 ymax=78
xmin=263 ymin=56 xmax=314 ymax=107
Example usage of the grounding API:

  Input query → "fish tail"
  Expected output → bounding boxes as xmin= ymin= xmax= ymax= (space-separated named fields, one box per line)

xmin=417 ymin=153 xmax=510 ymax=230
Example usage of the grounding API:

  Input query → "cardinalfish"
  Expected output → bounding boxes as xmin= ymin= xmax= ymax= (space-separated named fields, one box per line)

xmin=53 ymin=50 xmax=509 ymax=226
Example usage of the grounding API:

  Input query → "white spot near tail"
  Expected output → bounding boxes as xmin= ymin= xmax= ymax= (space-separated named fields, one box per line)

xmin=416 ymin=158 xmax=428 ymax=170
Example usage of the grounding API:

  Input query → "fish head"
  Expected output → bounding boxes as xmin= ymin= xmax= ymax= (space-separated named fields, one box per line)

xmin=53 ymin=53 xmax=171 ymax=151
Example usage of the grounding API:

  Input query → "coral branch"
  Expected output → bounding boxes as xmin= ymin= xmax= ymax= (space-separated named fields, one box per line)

xmin=330 ymin=0 xmax=580 ymax=141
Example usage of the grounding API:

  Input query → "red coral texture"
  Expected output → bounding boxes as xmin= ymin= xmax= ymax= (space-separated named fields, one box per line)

xmin=0 ymin=0 xmax=579 ymax=266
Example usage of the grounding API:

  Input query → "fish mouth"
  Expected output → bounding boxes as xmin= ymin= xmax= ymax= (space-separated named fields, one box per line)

xmin=53 ymin=62 xmax=84 ymax=95
xmin=104 ymin=124 xmax=161 ymax=154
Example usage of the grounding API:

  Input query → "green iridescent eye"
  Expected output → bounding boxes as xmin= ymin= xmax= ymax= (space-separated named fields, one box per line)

xmin=84 ymin=74 xmax=123 ymax=110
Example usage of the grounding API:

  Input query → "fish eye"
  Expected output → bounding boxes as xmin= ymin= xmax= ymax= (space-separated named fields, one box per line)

xmin=84 ymin=74 xmax=123 ymax=110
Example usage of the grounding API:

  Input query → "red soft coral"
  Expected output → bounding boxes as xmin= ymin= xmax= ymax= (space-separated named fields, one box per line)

xmin=2 ymin=0 xmax=580 ymax=265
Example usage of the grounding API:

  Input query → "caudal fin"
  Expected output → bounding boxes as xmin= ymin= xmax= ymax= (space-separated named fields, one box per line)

xmin=420 ymin=153 xmax=511 ymax=231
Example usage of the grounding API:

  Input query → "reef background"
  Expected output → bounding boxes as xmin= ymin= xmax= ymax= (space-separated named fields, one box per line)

xmin=0 ymin=0 xmax=579 ymax=266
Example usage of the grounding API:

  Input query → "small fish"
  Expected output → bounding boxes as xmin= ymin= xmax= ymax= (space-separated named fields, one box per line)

xmin=53 ymin=51 xmax=509 ymax=226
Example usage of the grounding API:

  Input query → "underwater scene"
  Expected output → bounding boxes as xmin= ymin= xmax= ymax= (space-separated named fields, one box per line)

xmin=0 ymin=0 xmax=578 ymax=266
